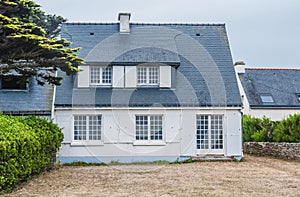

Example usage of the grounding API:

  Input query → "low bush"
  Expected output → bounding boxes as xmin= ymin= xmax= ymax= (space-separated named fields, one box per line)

xmin=0 ymin=114 xmax=63 ymax=193
xmin=243 ymin=114 xmax=300 ymax=143
xmin=273 ymin=114 xmax=300 ymax=143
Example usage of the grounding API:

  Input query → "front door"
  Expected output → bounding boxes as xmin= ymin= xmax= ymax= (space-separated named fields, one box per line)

xmin=196 ymin=115 xmax=224 ymax=154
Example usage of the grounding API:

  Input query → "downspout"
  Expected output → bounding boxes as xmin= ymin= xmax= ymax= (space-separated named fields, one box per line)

xmin=51 ymin=71 xmax=57 ymax=121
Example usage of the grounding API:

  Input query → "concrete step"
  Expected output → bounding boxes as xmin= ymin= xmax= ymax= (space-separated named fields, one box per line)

xmin=192 ymin=155 xmax=234 ymax=161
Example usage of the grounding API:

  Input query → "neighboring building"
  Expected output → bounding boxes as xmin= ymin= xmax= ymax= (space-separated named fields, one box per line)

xmin=53 ymin=13 xmax=243 ymax=163
xmin=0 ymin=74 xmax=54 ymax=118
xmin=235 ymin=63 xmax=300 ymax=120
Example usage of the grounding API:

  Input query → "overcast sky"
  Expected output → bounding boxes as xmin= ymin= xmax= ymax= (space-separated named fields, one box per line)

xmin=35 ymin=0 xmax=300 ymax=68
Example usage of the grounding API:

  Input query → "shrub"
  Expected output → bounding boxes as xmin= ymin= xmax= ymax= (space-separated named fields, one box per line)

xmin=242 ymin=114 xmax=300 ymax=143
xmin=242 ymin=115 xmax=277 ymax=142
xmin=273 ymin=114 xmax=300 ymax=143
xmin=0 ymin=114 xmax=63 ymax=193
xmin=242 ymin=115 xmax=261 ymax=142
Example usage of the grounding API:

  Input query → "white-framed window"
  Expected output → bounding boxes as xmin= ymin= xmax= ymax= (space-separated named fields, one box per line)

xmin=137 ymin=66 xmax=159 ymax=85
xmin=90 ymin=67 xmax=112 ymax=85
xmin=196 ymin=115 xmax=223 ymax=150
xmin=136 ymin=115 xmax=163 ymax=141
xmin=296 ymin=94 xmax=300 ymax=103
xmin=73 ymin=115 xmax=102 ymax=141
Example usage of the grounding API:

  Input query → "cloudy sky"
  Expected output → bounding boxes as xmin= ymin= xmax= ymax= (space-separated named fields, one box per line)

xmin=35 ymin=0 xmax=300 ymax=68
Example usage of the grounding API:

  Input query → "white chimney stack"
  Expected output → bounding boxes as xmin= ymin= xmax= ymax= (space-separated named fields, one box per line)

xmin=118 ymin=13 xmax=131 ymax=33
xmin=234 ymin=61 xmax=246 ymax=74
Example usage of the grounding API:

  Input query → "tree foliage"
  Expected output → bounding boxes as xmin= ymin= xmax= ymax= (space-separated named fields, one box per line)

xmin=0 ymin=0 xmax=83 ymax=85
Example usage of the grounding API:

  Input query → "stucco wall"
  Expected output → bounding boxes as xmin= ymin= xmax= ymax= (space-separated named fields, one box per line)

xmin=54 ymin=108 xmax=242 ymax=163
xmin=247 ymin=109 xmax=300 ymax=121
xmin=243 ymin=142 xmax=300 ymax=160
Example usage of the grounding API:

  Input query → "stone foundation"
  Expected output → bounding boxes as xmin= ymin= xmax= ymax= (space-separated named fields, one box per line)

xmin=243 ymin=142 xmax=300 ymax=161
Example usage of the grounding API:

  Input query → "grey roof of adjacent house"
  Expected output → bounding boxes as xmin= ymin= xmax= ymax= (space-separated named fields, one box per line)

xmin=239 ymin=68 xmax=300 ymax=108
xmin=55 ymin=22 xmax=242 ymax=108
xmin=0 ymin=78 xmax=54 ymax=115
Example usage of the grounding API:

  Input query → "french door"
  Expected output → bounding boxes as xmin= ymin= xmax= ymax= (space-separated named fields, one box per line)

xmin=196 ymin=115 xmax=224 ymax=154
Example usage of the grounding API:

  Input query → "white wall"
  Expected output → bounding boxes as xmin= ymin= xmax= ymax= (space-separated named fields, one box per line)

xmin=247 ymin=109 xmax=300 ymax=121
xmin=54 ymin=108 xmax=242 ymax=162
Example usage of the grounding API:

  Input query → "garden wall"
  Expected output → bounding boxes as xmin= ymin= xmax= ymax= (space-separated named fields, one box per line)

xmin=243 ymin=142 xmax=300 ymax=160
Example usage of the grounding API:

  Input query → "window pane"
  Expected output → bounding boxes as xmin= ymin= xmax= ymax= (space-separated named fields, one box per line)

xmin=150 ymin=115 xmax=163 ymax=140
xmin=260 ymin=95 xmax=274 ymax=103
xmin=211 ymin=115 xmax=223 ymax=149
xmin=102 ymin=67 xmax=112 ymax=84
xmin=149 ymin=67 xmax=158 ymax=84
xmin=137 ymin=67 xmax=147 ymax=84
xmin=74 ymin=116 xmax=87 ymax=140
xmin=1 ymin=76 xmax=27 ymax=90
xmin=88 ymin=115 xmax=102 ymax=140
xmin=136 ymin=116 xmax=148 ymax=140
xmin=196 ymin=115 xmax=209 ymax=149
xmin=90 ymin=67 xmax=101 ymax=84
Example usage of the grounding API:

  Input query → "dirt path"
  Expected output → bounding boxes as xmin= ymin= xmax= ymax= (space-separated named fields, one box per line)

xmin=4 ymin=155 xmax=300 ymax=197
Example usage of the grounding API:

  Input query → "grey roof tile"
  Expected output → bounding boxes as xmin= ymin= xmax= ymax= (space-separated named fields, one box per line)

xmin=239 ymin=68 xmax=300 ymax=108
xmin=55 ymin=23 xmax=241 ymax=107
xmin=0 ymin=78 xmax=54 ymax=114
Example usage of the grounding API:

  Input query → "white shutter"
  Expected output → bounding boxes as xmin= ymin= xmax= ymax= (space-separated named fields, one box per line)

xmin=159 ymin=65 xmax=171 ymax=88
xmin=125 ymin=66 xmax=137 ymax=88
xmin=113 ymin=66 xmax=124 ymax=88
xmin=78 ymin=65 xmax=90 ymax=88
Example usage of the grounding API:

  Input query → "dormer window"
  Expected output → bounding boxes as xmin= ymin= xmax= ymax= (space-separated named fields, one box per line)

xmin=137 ymin=66 xmax=159 ymax=86
xmin=0 ymin=76 xmax=27 ymax=90
xmin=297 ymin=94 xmax=300 ymax=103
xmin=90 ymin=66 xmax=112 ymax=86
xmin=260 ymin=94 xmax=274 ymax=103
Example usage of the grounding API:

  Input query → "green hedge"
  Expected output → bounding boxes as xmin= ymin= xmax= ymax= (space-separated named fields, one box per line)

xmin=243 ymin=114 xmax=300 ymax=143
xmin=0 ymin=115 xmax=63 ymax=193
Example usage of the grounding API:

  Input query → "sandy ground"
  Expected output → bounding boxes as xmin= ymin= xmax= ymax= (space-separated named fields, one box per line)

xmin=4 ymin=155 xmax=300 ymax=197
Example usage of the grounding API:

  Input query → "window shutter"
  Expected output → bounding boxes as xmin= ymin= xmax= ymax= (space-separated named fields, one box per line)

xmin=159 ymin=65 xmax=171 ymax=88
xmin=125 ymin=66 xmax=137 ymax=88
xmin=113 ymin=66 xmax=124 ymax=88
xmin=78 ymin=65 xmax=90 ymax=88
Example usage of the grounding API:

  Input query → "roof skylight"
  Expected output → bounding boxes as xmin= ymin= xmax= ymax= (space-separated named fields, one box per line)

xmin=260 ymin=94 xmax=274 ymax=103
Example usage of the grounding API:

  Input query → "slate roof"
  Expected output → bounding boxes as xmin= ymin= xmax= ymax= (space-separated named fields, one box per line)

xmin=239 ymin=68 xmax=300 ymax=108
xmin=55 ymin=22 xmax=242 ymax=108
xmin=0 ymin=77 xmax=54 ymax=115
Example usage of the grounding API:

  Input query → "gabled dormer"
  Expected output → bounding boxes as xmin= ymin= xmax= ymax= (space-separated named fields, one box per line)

xmin=77 ymin=63 xmax=174 ymax=89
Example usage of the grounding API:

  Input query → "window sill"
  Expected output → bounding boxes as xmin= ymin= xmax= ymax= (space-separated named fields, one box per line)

xmin=89 ymin=85 xmax=112 ymax=88
xmin=0 ymin=89 xmax=28 ymax=92
xmin=133 ymin=141 xmax=166 ymax=146
xmin=137 ymin=85 xmax=159 ymax=88
xmin=71 ymin=141 xmax=104 ymax=146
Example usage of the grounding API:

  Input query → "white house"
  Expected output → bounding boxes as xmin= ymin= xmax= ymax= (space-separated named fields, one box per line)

xmin=53 ymin=13 xmax=243 ymax=163
xmin=235 ymin=63 xmax=300 ymax=121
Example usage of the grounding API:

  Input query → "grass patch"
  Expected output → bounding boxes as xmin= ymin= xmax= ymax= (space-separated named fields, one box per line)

xmin=108 ymin=160 xmax=170 ymax=165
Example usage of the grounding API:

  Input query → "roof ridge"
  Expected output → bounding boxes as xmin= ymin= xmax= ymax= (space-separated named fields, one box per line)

xmin=64 ymin=22 xmax=225 ymax=26
xmin=246 ymin=67 xmax=300 ymax=71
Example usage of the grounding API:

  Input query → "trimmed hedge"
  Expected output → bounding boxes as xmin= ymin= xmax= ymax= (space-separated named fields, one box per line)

xmin=0 ymin=115 xmax=63 ymax=193
xmin=243 ymin=114 xmax=300 ymax=143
